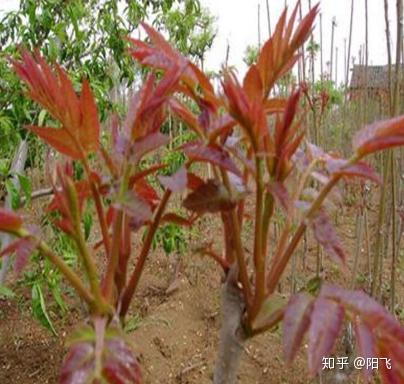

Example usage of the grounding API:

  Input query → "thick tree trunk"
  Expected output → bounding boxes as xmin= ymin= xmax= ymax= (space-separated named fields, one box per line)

xmin=213 ymin=271 xmax=246 ymax=384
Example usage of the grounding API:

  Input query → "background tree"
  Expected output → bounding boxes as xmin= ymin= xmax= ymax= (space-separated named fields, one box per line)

xmin=0 ymin=0 xmax=215 ymax=161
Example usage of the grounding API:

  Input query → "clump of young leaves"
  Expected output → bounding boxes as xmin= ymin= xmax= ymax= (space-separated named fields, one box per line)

xmin=0 ymin=46 xmax=192 ymax=382
xmin=127 ymin=4 xmax=404 ymax=384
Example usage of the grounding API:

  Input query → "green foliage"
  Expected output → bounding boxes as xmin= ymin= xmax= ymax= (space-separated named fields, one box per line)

xmin=0 ymin=0 xmax=214 ymax=161
xmin=19 ymin=226 xmax=76 ymax=333
xmin=0 ymin=284 xmax=15 ymax=299
xmin=314 ymin=79 xmax=343 ymax=107
xmin=32 ymin=283 xmax=57 ymax=335
xmin=243 ymin=44 xmax=259 ymax=66
xmin=154 ymin=222 xmax=187 ymax=256
xmin=17 ymin=174 xmax=32 ymax=205
xmin=124 ymin=313 xmax=142 ymax=333
xmin=306 ymin=39 xmax=320 ymax=56
xmin=158 ymin=1 xmax=216 ymax=65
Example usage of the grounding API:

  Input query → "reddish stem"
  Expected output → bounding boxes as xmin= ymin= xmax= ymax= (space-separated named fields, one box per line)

xmin=119 ymin=189 xmax=172 ymax=318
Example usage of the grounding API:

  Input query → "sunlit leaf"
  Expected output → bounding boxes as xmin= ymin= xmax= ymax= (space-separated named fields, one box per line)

xmin=13 ymin=51 xmax=100 ymax=159
xmin=27 ymin=125 xmax=83 ymax=159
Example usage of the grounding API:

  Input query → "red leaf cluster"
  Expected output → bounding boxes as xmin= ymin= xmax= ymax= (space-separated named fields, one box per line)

xmin=12 ymin=51 xmax=100 ymax=159
xmin=354 ymin=115 xmax=404 ymax=157
xmin=0 ymin=208 xmax=23 ymax=233
xmin=284 ymin=285 xmax=404 ymax=382
xmin=60 ymin=325 xmax=142 ymax=384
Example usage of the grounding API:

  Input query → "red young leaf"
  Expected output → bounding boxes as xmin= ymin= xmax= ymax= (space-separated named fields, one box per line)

xmin=377 ymin=340 xmax=404 ymax=384
xmin=183 ymin=179 xmax=236 ymax=214
xmin=222 ymin=72 xmax=270 ymax=150
xmin=0 ymin=237 xmax=36 ymax=276
xmin=116 ymin=191 xmax=153 ymax=231
xmin=54 ymin=218 xmax=75 ymax=235
xmin=129 ymin=164 xmax=166 ymax=186
xmin=243 ymin=64 xmax=263 ymax=102
xmin=133 ymin=179 xmax=159 ymax=208
xmin=353 ymin=115 xmax=404 ymax=157
xmin=124 ymin=65 xmax=185 ymax=141
xmin=129 ymin=23 xmax=215 ymax=101
xmin=308 ymin=298 xmax=344 ymax=375
xmin=283 ymin=292 xmax=314 ymax=363
xmin=208 ymin=114 xmax=236 ymax=143
xmin=131 ymin=132 xmax=169 ymax=162
xmin=311 ymin=210 xmax=346 ymax=265
xmin=256 ymin=4 xmax=318 ymax=96
xmin=320 ymin=285 xmax=404 ymax=341
xmin=186 ymin=172 xmax=205 ymax=190
xmin=60 ymin=324 xmax=142 ymax=384
xmin=48 ymin=178 xmax=92 ymax=217
xmin=169 ymin=99 xmax=204 ymax=136
xmin=354 ymin=321 xmax=375 ymax=381
xmin=264 ymin=98 xmax=287 ymax=113
xmin=161 ymin=213 xmax=193 ymax=226
xmin=79 ymin=78 xmax=100 ymax=152
xmin=268 ymin=182 xmax=291 ymax=215
xmin=327 ymin=159 xmax=381 ymax=184
xmin=320 ymin=284 xmax=404 ymax=382
xmin=184 ymin=142 xmax=241 ymax=176
xmin=158 ymin=167 xmax=187 ymax=193
xmin=27 ymin=126 xmax=83 ymax=159
xmin=0 ymin=208 xmax=23 ymax=233
xmin=60 ymin=341 xmax=94 ymax=384
xmin=13 ymin=51 xmax=100 ymax=159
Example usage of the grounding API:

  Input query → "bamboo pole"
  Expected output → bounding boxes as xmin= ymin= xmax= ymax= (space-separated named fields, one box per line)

xmin=265 ymin=0 xmax=271 ymax=37
xmin=345 ymin=0 xmax=354 ymax=93
xmin=320 ymin=12 xmax=324 ymax=79
xmin=330 ymin=17 xmax=336 ymax=80
xmin=258 ymin=3 xmax=261 ymax=49
xmin=390 ymin=0 xmax=403 ymax=311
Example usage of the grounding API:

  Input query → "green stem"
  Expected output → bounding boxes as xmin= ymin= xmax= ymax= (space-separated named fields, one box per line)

xmin=65 ymin=178 xmax=108 ymax=314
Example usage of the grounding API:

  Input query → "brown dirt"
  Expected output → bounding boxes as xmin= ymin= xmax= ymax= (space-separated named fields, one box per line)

xmin=0 ymin=185 xmax=402 ymax=384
